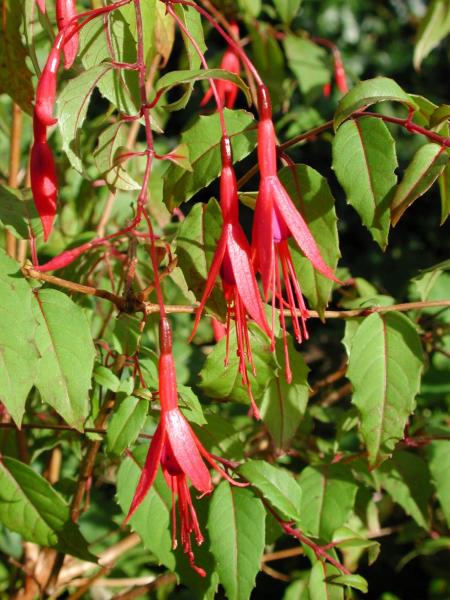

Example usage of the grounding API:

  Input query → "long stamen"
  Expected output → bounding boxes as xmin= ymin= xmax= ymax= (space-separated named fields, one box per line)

xmin=274 ymin=248 xmax=292 ymax=383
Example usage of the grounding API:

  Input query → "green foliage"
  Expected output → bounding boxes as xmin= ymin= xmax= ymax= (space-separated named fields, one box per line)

xmin=0 ymin=1 xmax=449 ymax=598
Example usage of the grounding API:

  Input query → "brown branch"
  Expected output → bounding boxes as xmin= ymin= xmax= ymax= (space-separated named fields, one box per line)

xmin=110 ymin=573 xmax=176 ymax=600
xmin=6 ymin=103 xmax=23 ymax=259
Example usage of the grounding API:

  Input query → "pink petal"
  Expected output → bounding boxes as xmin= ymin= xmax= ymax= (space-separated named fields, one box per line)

xmin=189 ymin=230 xmax=227 ymax=340
xmin=165 ymin=409 xmax=212 ymax=494
xmin=252 ymin=178 xmax=275 ymax=298
xmin=124 ymin=422 xmax=165 ymax=523
xmin=227 ymin=225 xmax=271 ymax=338
xmin=274 ymin=177 xmax=341 ymax=283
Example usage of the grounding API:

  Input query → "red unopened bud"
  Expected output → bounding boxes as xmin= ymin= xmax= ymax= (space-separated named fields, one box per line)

xmin=334 ymin=56 xmax=348 ymax=94
xmin=56 ymin=0 xmax=79 ymax=69
xmin=33 ymin=113 xmax=47 ymax=144
xmin=323 ymin=82 xmax=332 ymax=97
xmin=30 ymin=141 xmax=58 ymax=241
xmin=35 ymin=44 xmax=61 ymax=126
xmin=34 ymin=241 xmax=93 ymax=272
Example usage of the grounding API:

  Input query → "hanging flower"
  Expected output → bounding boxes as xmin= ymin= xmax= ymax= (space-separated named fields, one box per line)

xmin=200 ymin=22 xmax=241 ymax=109
xmin=253 ymin=84 xmax=341 ymax=381
xmin=126 ymin=317 xmax=245 ymax=576
xmin=190 ymin=136 xmax=272 ymax=418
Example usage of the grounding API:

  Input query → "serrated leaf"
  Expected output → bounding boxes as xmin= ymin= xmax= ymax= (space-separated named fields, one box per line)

xmin=326 ymin=574 xmax=368 ymax=594
xmin=176 ymin=199 xmax=226 ymax=319
xmin=273 ymin=0 xmax=302 ymax=24
xmin=259 ymin=335 xmax=309 ymax=449
xmin=33 ymin=289 xmax=95 ymax=431
xmin=279 ymin=164 xmax=340 ymax=316
xmin=414 ymin=0 xmax=450 ymax=70
xmin=0 ymin=186 xmax=42 ymax=240
xmin=0 ymin=0 xmax=33 ymax=114
xmin=0 ymin=250 xmax=39 ymax=426
xmin=348 ymin=313 xmax=423 ymax=467
xmin=334 ymin=77 xmax=418 ymax=129
xmin=430 ymin=104 xmax=450 ymax=130
xmin=116 ymin=445 xmax=175 ymax=569
xmin=58 ymin=64 xmax=112 ymax=172
xmin=0 ymin=457 xmax=95 ymax=561
xmin=298 ymin=464 xmax=358 ymax=540
xmin=439 ymin=162 xmax=450 ymax=223
xmin=106 ymin=396 xmax=148 ymax=456
xmin=333 ymin=117 xmax=397 ymax=249
xmin=79 ymin=10 xmax=140 ymax=115
xmin=238 ymin=460 xmax=302 ymax=521
xmin=199 ymin=323 xmax=275 ymax=406
xmin=284 ymin=36 xmax=329 ymax=96
xmin=391 ymin=143 xmax=448 ymax=225
xmin=178 ymin=385 xmax=207 ymax=426
xmin=94 ymin=121 xmax=141 ymax=191
xmin=208 ymin=481 xmax=265 ymax=600
xmin=156 ymin=69 xmax=251 ymax=106
xmin=308 ymin=561 xmax=344 ymax=600
xmin=377 ymin=451 xmax=432 ymax=529
xmin=427 ymin=440 xmax=450 ymax=527
xmin=163 ymin=109 xmax=257 ymax=209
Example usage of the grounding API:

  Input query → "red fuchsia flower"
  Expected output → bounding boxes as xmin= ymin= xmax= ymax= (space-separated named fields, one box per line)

xmin=35 ymin=40 xmax=62 ymax=127
xmin=253 ymin=85 xmax=341 ymax=382
xmin=323 ymin=48 xmax=348 ymax=97
xmin=35 ymin=0 xmax=45 ymax=13
xmin=56 ymin=0 xmax=79 ymax=69
xmin=200 ymin=22 xmax=241 ymax=109
xmin=126 ymin=317 xmax=245 ymax=576
xmin=190 ymin=136 xmax=272 ymax=419
xmin=30 ymin=116 xmax=58 ymax=241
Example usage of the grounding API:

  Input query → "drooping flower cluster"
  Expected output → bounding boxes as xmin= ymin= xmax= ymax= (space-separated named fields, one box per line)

xmin=29 ymin=1 xmax=345 ymax=575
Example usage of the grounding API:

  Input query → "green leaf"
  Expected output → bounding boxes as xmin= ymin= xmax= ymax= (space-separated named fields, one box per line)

xmin=279 ymin=164 xmax=341 ymax=316
xmin=0 ymin=0 xmax=33 ymax=114
xmin=259 ymin=335 xmax=309 ymax=449
xmin=273 ymin=0 xmax=302 ymax=24
xmin=116 ymin=445 xmax=175 ymax=569
xmin=156 ymin=69 xmax=251 ymax=106
xmin=427 ymin=440 xmax=450 ymax=528
xmin=326 ymin=574 xmax=368 ymax=594
xmin=298 ymin=464 xmax=358 ymax=540
xmin=413 ymin=0 xmax=450 ymax=70
xmin=308 ymin=561 xmax=344 ymax=600
xmin=284 ymin=36 xmax=329 ymax=96
xmin=169 ymin=4 xmax=207 ymax=111
xmin=391 ymin=143 xmax=448 ymax=225
xmin=0 ymin=186 xmax=42 ymax=240
xmin=178 ymin=385 xmax=207 ymax=426
xmin=429 ymin=104 xmax=450 ymax=130
xmin=0 ymin=457 xmax=95 ymax=561
xmin=58 ymin=64 xmax=112 ymax=172
xmin=163 ymin=109 xmax=257 ymax=209
xmin=439 ymin=162 xmax=450 ymax=224
xmin=199 ymin=323 xmax=276 ymax=406
xmin=331 ymin=527 xmax=380 ymax=565
xmin=106 ymin=396 xmax=148 ymax=456
xmin=94 ymin=121 xmax=141 ymax=191
xmin=79 ymin=9 xmax=140 ymax=115
xmin=208 ymin=481 xmax=265 ymax=600
xmin=236 ymin=0 xmax=261 ymax=17
xmin=0 ymin=250 xmax=39 ymax=426
xmin=93 ymin=365 xmax=120 ymax=392
xmin=334 ymin=77 xmax=418 ymax=129
xmin=176 ymin=198 xmax=226 ymax=320
xmin=33 ymin=289 xmax=95 ymax=431
xmin=377 ymin=451 xmax=432 ymax=529
xmin=332 ymin=117 xmax=397 ymax=249
xmin=238 ymin=460 xmax=302 ymax=521
xmin=347 ymin=313 xmax=423 ymax=467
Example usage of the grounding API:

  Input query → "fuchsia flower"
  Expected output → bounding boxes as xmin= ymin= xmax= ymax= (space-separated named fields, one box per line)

xmin=190 ymin=136 xmax=272 ymax=418
xmin=253 ymin=85 xmax=341 ymax=381
xmin=200 ymin=22 xmax=241 ymax=109
xmin=56 ymin=0 xmax=79 ymax=69
xmin=126 ymin=317 xmax=244 ymax=576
